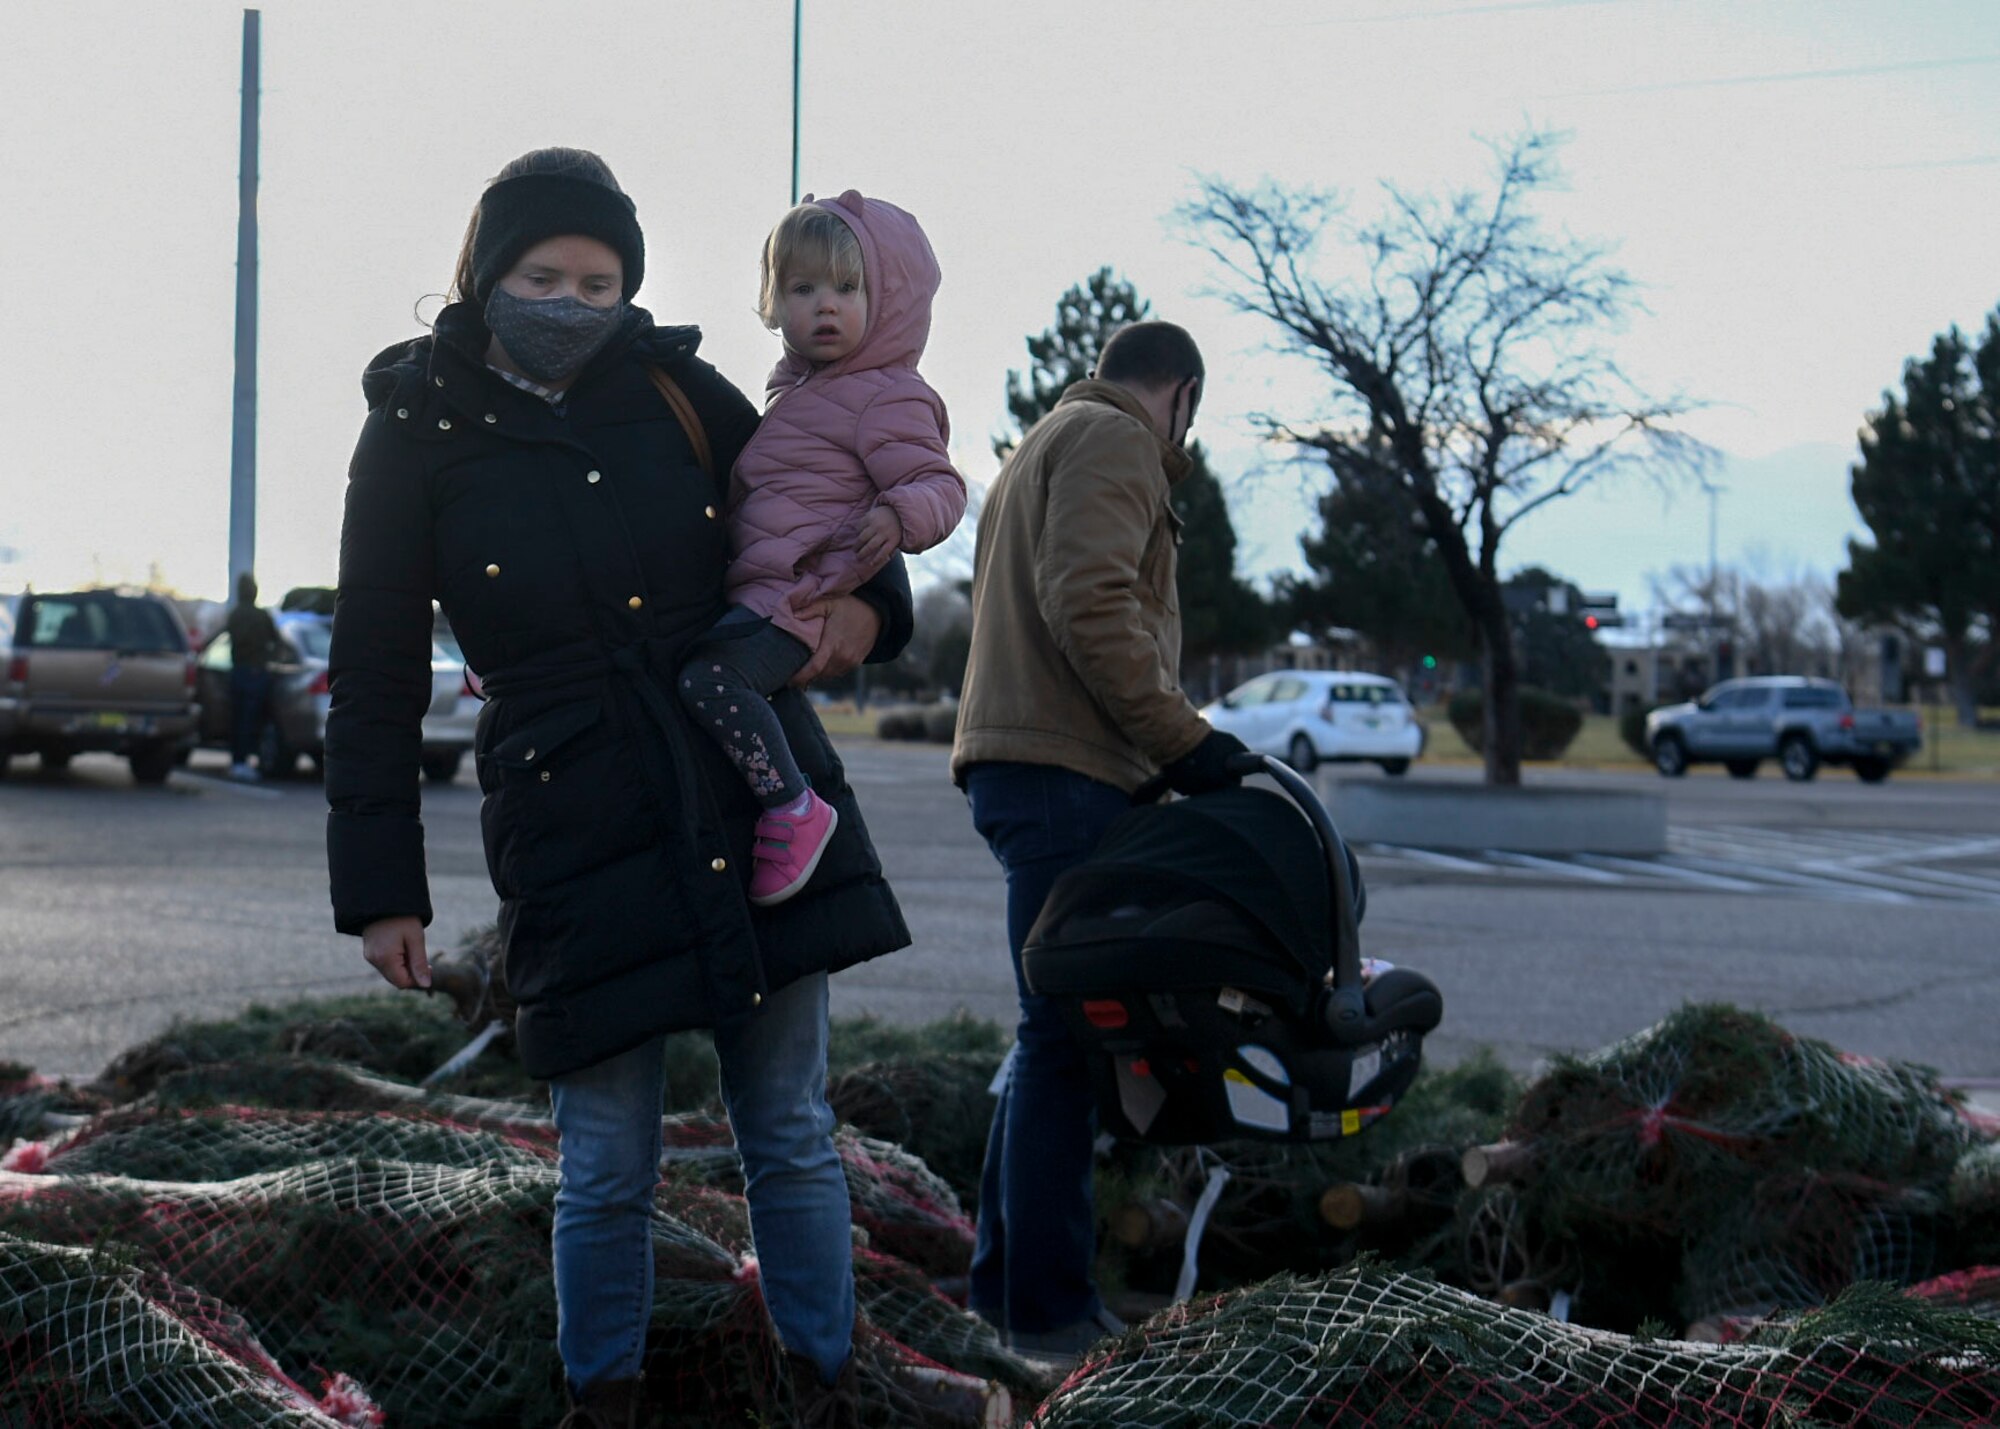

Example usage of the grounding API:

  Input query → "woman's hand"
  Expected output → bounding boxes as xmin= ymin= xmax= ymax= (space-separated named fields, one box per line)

xmin=855 ymin=505 xmax=903 ymax=572
xmin=790 ymin=595 xmax=884 ymax=687
xmin=362 ymin=915 xmax=431 ymax=990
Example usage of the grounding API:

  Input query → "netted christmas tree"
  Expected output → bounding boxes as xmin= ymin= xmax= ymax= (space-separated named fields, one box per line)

xmin=1029 ymin=1260 xmax=2000 ymax=1427
xmin=0 ymin=1231 xmax=381 ymax=1428
xmin=1472 ymin=1004 xmax=1991 ymax=1329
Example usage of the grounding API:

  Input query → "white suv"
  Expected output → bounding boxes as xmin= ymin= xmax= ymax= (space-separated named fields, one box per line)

xmin=1201 ymin=671 xmax=1426 ymax=775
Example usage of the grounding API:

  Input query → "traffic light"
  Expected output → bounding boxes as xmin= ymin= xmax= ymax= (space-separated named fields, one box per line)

xmin=1421 ymin=655 xmax=1437 ymax=670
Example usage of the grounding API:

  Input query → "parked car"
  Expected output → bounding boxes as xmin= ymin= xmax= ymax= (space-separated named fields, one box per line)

xmin=0 ymin=588 xmax=199 ymax=784
xmin=1643 ymin=676 xmax=1922 ymax=783
xmin=195 ymin=611 xmax=473 ymax=781
xmin=1201 ymin=670 xmax=1426 ymax=775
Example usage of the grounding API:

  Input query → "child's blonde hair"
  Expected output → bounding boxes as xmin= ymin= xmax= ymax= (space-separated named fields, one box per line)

xmin=757 ymin=204 xmax=865 ymax=328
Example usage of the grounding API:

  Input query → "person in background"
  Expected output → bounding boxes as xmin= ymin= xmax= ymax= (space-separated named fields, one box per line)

xmin=224 ymin=571 xmax=281 ymax=781
xmin=949 ymin=320 xmax=1248 ymax=1364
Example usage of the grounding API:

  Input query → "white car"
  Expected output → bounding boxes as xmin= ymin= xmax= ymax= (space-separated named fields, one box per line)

xmin=1201 ymin=671 xmax=1425 ymax=776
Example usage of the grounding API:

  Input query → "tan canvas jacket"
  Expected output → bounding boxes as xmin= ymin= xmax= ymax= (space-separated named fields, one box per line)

xmin=951 ymin=380 xmax=1209 ymax=792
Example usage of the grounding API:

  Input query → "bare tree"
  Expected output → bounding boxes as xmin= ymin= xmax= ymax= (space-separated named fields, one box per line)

xmin=1184 ymin=132 xmax=1709 ymax=784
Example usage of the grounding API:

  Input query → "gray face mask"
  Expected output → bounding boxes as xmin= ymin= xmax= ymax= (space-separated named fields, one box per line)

xmin=484 ymin=288 xmax=626 ymax=384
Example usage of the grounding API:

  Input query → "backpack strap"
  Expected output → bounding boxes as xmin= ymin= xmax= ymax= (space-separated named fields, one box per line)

xmin=646 ymin=365 xmax=714 ymax=481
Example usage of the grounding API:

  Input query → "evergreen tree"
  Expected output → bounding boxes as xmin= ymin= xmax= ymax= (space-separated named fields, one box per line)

xmin=1281 ymin=472 xmax=1473 ymax=680
xmin=1001 ymin=269 xmax=1271 ymax=663
xmin=1836 ymin=310 xmax=2000 ymax=726
xmin=1504 ymin=567 xmax=1611 ymax=702
xmin=996 ymin=267 xmax=1150 ymax=460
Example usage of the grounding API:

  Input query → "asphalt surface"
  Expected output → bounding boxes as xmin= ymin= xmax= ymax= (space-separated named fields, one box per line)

xmin=1 ymin=743 xmax=1995 ymax=1084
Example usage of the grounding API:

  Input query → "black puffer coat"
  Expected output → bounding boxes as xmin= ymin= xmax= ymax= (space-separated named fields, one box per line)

xmin=325 ymin=303 xmax=913 ymax=1079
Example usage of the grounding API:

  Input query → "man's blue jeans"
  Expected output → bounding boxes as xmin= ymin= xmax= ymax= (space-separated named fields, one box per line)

xmin=964 ymin=761 xmax=1132 ymax=1334
xmin=547 ymin=970 xmax=854 ymax=1391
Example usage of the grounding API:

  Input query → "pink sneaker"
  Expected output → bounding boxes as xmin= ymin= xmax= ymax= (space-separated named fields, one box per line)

xmin=748 ymin=791 xmax=840 ymax=906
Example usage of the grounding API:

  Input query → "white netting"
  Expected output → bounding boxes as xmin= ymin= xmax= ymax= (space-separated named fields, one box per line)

xmin=1029 ymin=1262 xmax=2000 ymax=1427
xmin=0 ymin=1231 xmax=364 ymax=1427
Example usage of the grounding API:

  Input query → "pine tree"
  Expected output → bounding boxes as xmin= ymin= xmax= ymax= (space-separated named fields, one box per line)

xmin=996 ymin=267 xmax=1149 ymax=460
xmin=1836 ymin=311 xmax=2000 ymax=726
xmin=1281 ymin=472 xmax=1474 ymax=681
xmin=1000 ymin=269 xmax=1271 ymax=664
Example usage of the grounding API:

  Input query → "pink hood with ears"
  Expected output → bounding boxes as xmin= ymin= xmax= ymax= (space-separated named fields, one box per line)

xmin=768 ymin=190 xmax=941 ymax=391
xmin=726 ymin=191 xmax=966 ymax=650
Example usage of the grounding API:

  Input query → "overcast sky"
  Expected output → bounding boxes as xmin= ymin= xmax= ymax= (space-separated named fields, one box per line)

xmin=3 ymin=0 xmax=1996 ymax=624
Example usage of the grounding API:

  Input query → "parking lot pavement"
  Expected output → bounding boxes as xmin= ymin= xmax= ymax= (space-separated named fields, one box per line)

xmin=2 ymin=743 xmax=1995 ymax=1083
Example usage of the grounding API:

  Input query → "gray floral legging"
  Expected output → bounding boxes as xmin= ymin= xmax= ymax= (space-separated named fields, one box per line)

xmin=676 ymin=606 xmax=813 ymax=809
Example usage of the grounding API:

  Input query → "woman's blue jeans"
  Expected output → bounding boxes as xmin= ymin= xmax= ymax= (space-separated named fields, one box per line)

xmin=964 ymin=761 xmax=1132 ymax=1334
xmin=547 ymin=970 xmax=854 ymax=1392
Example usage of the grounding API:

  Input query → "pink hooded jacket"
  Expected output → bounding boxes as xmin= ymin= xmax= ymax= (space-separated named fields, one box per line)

xmin=725 ymin=191 xmax=968 ymax=649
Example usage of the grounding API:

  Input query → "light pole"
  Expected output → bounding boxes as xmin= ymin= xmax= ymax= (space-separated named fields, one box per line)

xmin=1702 ymin=480 xmax=1727 ymax=679
xmin=228 ymin=9 xmax=261 ymax=598
xmin=790 ymin=0 xmax=802 ymax=204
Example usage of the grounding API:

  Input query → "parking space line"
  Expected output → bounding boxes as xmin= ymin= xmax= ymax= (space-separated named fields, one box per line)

xmin=1478 ymin=850 xmax=1629 ymax=883
xmin=1355 ymin=844 xmax=1497 ymax=875
xmin=1572 ymin=854 xmax=1765 ymax=891
xmin=1659 ymin=853 xmax=1912 ymax=903
xmin=1800 ymin=836 xmax=2000 ymax=873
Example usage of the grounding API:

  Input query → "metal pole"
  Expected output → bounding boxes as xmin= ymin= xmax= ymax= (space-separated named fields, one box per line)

xmin=790 ymin=0 xmax=802 ymax=205
xmin=228 ymin=9 xmax=260 ymax=597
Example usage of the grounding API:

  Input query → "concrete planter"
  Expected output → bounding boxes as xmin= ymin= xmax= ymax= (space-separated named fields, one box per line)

xmin=1328 ymin=781 xmax=1666 ymax=856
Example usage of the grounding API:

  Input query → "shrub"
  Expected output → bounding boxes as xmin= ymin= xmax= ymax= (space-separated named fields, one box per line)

xmin=874 ymin=704 xmax=958 ymax=744
xmin=1620 ymin=703 xmax=1667 ymax=757
xmin=922 ymin=705 xmax=959 ymax=743
xmin=874 ymin=706 xmax=928 ymax=741
xmin=1446 ymin=686 xmax=1585 ymax=760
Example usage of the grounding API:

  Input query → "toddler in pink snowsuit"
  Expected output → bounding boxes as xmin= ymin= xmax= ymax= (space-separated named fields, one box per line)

xmin=678 ymin=191 xmax=966 ymax=906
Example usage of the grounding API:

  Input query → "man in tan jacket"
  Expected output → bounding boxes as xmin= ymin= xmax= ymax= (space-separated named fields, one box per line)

xmin=951 ymin=321 xmax=1247 ymax=1360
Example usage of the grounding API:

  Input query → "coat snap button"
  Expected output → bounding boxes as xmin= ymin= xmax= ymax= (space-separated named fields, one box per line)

xmin=395 ymin=408 xmax=409 ymax=420
xmin=523 ymin=748 xmax=536 ymax=762
xmin=704 ymin=505 xmax=717 ymax=519
xmin=434 ymin=376 xmax=445 ymax=388
xmin=751 ymin=993 xmax=763 ymax=1008
xmin=485 ymin=564 xmax=500 ymax=578
xmin=586 ymin=470 xmax=602 ymax=484
xmin=539 ymin=770 xmax=551 ymax=783
xmin=438 ymin=418 xmax=452 ymax=432
xmin=628 ymin=596 xmax=643 ymax=610
xmin=711 ymin=857 xmax=727 ymax=873
xmin=484 ymin=413 xmax=497 ymax=424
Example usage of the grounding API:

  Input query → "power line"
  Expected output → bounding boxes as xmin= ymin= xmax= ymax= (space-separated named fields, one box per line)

xmin=1559 ymin=52 xmax=2000 ymax=99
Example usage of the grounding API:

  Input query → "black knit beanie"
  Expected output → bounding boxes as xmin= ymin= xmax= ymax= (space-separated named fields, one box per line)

xmin=470 ymin=172 xmax=646 ymax=305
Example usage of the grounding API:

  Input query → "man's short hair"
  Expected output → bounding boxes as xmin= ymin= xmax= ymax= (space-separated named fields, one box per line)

xmin=1096 ymin=321 xmax=1204 ymax=389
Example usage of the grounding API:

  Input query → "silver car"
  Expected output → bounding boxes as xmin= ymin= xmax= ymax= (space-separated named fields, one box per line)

xmin=196 ymin=611 xmax=473 ymax=781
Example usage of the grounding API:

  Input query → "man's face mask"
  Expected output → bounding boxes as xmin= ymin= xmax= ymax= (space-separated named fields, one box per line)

xmin=484 ymin=288 xmax=626 ymax=384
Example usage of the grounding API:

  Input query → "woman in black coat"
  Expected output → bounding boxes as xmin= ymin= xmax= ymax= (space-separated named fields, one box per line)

xmin=326 ymin=147 xmax=911 ymax=1427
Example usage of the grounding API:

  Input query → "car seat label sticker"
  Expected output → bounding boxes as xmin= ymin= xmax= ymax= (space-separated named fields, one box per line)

xmin=1223 ymin=1069 xmax=1290 ymax=1132
xmin=1218 ymin=987 xmax=1273 ymax=1019
xmin=1115 ymin=1056 xmax=1167 ymax=1135
xmin=1226 ymin=1046 xmax=1291 ymax=1133
xmin=1347 ymin=1045 xmax=1381 ymax=1097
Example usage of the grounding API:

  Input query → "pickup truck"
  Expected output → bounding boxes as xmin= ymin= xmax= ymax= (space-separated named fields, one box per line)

xmin=1644 ymin=677 xmax=1922 ymax=783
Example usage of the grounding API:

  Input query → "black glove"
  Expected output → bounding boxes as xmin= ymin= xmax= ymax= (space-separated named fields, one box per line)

xmin=1161 ymin=728 xmax=1251 ymax=796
